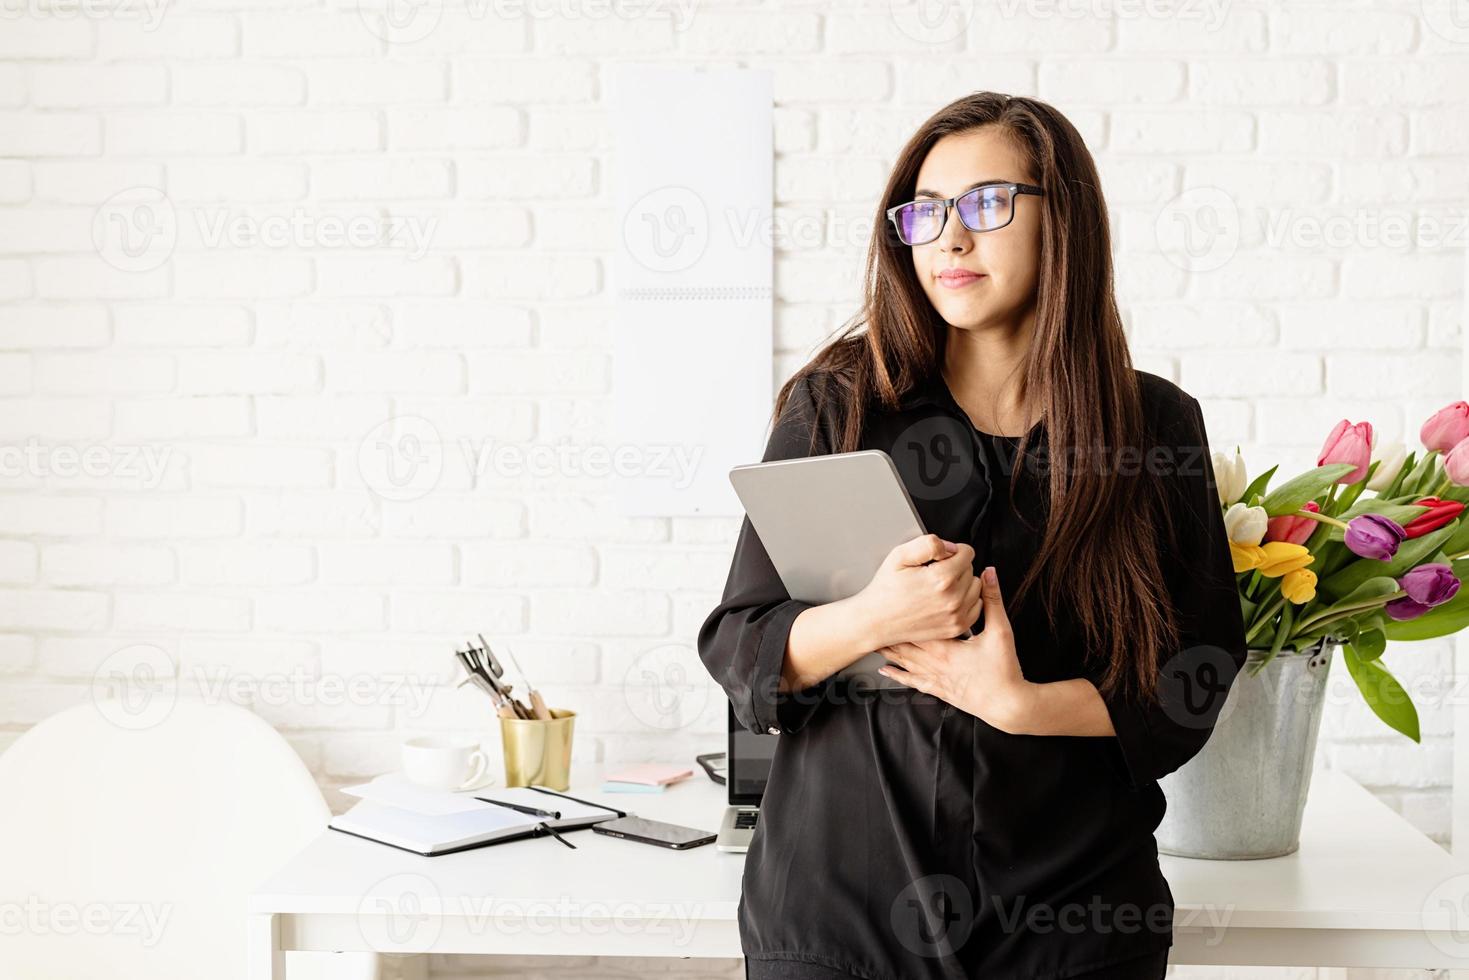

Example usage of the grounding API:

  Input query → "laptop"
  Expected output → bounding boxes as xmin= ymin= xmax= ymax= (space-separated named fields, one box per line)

xmin=715 ymin=702 xmax=777 ymax=853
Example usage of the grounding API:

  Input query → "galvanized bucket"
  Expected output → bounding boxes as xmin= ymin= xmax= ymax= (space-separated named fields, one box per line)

xmin=1155 ymin=639 xmax=1336 ymax=860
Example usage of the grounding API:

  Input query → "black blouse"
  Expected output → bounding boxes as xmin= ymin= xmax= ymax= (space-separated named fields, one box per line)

xmin=696 ymin=367 xmax=1248 ymax=980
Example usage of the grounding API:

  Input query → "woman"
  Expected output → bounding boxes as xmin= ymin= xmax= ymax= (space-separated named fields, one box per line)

xmin=696 ymin=92 xmax=1249 ymax=980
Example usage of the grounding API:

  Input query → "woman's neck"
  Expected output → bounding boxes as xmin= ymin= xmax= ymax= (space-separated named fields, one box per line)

xmin=941 ymin=319 xmax=1034 ymax=436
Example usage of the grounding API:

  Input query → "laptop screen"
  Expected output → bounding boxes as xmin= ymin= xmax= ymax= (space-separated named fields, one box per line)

xmin=727 ymin=702 xmax=777 ymax=806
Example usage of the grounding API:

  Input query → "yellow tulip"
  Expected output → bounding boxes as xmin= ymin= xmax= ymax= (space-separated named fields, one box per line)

xmin=1257 ymin=541 xmax=1314 ymax=578
xmin=1281 ymin=568 xmax=1317 ymax=604
xmin=1230 ymin=541 xmax=1267 ymax=573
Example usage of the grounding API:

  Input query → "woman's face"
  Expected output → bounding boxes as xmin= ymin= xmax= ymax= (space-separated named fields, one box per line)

xmin=907 ymin=126 xmax=1042 ymax=332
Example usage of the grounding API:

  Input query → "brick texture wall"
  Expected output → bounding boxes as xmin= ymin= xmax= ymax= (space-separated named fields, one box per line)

xmin=2 ymin=1 xmax=1466 ymax=977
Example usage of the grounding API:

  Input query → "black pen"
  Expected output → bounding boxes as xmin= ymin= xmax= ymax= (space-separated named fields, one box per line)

xmin=478 ymin=798 xmax=560 ymax=820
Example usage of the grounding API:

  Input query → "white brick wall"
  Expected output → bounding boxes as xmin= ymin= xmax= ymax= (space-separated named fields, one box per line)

xmin=1 ymin=1 xmax=1465 ymax=977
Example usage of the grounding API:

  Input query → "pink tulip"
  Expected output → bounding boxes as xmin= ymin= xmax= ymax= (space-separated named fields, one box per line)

xmin=1266 ymin=501 xmax=1319 ymax=545
xmin=1445 ymin=438 xmax=1469 ymax=486
xmin=1318 ymin=419 xmax=1374 ymax=485
xmin=1421 ymin=401 xmax=1469 ymax=452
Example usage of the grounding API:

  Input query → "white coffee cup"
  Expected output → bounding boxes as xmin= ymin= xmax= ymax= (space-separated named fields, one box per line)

xmin=401 ymin=735 xmax=489 ymax=791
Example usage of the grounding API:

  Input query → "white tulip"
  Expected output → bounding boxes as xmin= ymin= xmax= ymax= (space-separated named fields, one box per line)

xmin=1210 ymin=448 xmax=1247 ymax=505
xmin=1223 ymin=502 xmax=1269 ymax=546
xmin=1366 ymin=441 xmax=1407 ymax=492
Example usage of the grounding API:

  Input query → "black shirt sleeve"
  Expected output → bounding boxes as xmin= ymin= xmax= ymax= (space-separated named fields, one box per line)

xmin=697 ymin=374 xmax=838 ymax=736
xmin=1096 ymin=392 xmax=1249 ymax=790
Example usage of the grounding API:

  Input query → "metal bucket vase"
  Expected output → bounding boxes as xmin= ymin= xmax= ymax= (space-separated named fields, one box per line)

xmin=1155 ymin=639 xmax=1336 ymax=860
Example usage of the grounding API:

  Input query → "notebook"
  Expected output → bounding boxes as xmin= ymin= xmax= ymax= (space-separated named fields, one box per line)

xmin=472 ymin=786 xmax=628 ymax=829
xmin=329 ymin=799 xmax=552 ymax=856
xmin=329 ymin=781 xmax=627 ymax=856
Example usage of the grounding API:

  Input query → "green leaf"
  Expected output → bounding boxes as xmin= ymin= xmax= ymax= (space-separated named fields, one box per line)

xmin=1400 ymin=452 xmax=1440 ymax=497
xmin=1238 ymin=464 xmax=1278 ymax=509
xmin=1381 ymin=451 xmax=1417 ymax=499
xmin=1259 ymin=464 xmax=1356 ymax=517
xmin=1383 ymin=585 xmax=1469 ymax=641
xmin=1353 ymin=628 xmax=1386 ymax=661
xmin=1331 ymin=461 xmax=1378 ymax=516
xmin=1319 ymin=525 xmax=1456 ymax=599
xmin=1343 ymin=646 xmax=1420 ymax=742
xmin=1271 ymin=601 xmax=1294 ymax=659
xmin=1440 ymin=516 xmax=1469 ymax=557
xmin=1439 ymin=484 xmax=1469 ymax=506
xmin=1340 ymin=576 xmax=1403 ymax=602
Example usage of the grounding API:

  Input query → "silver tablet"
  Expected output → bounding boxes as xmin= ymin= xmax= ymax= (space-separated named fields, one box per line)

xmin=729 ymin=449 xmax=962 ymax=688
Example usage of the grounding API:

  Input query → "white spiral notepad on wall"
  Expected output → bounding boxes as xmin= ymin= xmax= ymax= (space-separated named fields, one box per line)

xmin=609 ymin=65 xmax=774 ymax=517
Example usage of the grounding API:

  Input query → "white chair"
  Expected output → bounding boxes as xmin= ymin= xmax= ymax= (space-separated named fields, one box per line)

xmin=0 ymin=695 xmax=380 ymax=980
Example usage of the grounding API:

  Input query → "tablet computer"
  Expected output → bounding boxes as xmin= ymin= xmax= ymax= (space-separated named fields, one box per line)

xmin=728 ymin=449 xmax=971 ymax=688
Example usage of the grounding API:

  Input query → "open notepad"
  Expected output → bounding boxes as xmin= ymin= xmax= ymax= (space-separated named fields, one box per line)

xmin=329 ymin=775 xmax=627 ymax=856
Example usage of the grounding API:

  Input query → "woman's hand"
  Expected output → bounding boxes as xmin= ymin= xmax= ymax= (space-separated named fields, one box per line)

xmin=853 ymin=534 xmax=982 ymax=650
xmin=875 ymin=565 xmax=1036 ymax=734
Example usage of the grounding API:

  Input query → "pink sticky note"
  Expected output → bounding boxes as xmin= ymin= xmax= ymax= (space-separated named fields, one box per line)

xmin=604 ymin=763 xmax=695 ymax=786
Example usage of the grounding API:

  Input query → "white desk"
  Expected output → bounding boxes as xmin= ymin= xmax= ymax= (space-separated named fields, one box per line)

xmin=249 ymin=764 xmax=1469 ymax=977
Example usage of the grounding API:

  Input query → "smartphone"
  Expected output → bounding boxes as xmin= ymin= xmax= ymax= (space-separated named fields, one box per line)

xmin=591 ymin=815 xmax=717 ymax=850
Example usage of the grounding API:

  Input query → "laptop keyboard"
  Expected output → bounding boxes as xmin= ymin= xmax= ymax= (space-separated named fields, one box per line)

xmin=734 ymin=810 xmax=759 ymax=829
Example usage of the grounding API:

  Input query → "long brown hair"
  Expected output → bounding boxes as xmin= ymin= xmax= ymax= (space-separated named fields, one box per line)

xmin=772 ymin=92 xmax=1179 ymax=709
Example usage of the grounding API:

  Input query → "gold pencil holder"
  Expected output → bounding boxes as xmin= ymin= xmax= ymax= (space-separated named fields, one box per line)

xmin=499 ymin=708 xmax=575 ymax=790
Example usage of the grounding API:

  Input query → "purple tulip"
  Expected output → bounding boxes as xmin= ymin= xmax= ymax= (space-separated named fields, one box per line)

xmin=1385 ymin=596 xmax=1431 ymax=621
xmin=1344 ymin=514 xmax=1407 ymax=561
xmin=1399 ymin=563 xmax=1461 ymax=607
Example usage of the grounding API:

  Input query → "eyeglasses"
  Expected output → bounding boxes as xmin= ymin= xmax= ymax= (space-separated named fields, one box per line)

xmin=886 ymin=182 xmax=1046 ymax=246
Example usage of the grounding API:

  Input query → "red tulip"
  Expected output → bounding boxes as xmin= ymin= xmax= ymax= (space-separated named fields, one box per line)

xmin=1266 ymin=500 xmax=1320 ymax=545
xmin=1403 ymin=496 xmax=1464 ymax=539
xmin=1318 ymin=419 xmax=1374 ymax=484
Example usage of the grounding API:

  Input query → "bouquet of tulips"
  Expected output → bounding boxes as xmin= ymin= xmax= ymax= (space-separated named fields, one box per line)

xmin=1213 ymin=402 xmax=1469 ymax=741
